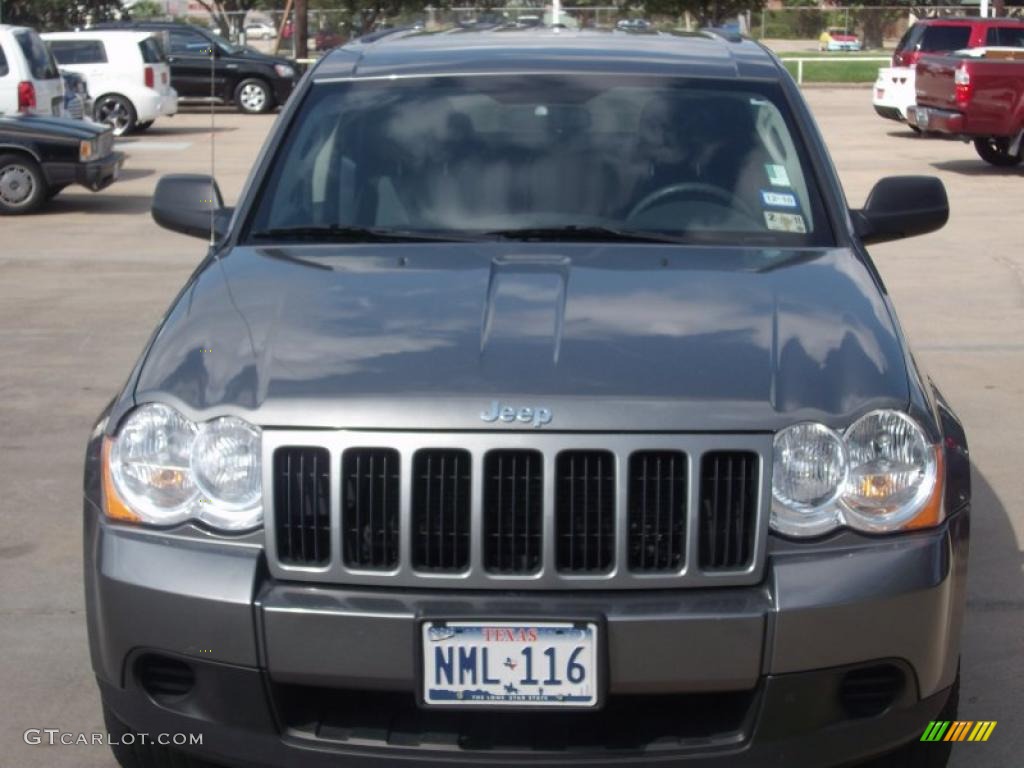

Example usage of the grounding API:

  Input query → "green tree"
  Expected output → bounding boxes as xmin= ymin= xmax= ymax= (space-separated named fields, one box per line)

xmin=1 ymin=0 xmax=121 ymax=29
xmin=645 ymin=0 xmax=752 ymax=27
xmin=188 ymin=0 xmax=266 ymax=37
xmin=127 ymin=0 xmax=167 ymax=19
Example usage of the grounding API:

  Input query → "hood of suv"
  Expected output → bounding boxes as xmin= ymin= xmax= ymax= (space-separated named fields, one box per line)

xmin=133 ymin=244 xmax=909 ymax=431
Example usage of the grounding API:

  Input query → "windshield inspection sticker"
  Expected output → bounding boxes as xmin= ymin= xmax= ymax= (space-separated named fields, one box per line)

xmin=764 ymin=211 xmax=807 ymax=234
xmin=760 ymin=189 xmax=798 ymax=209
xmin=765 ymin=164 xmax=791 ymax=187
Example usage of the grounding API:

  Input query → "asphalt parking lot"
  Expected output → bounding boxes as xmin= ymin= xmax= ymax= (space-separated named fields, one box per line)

xmin=1 ymin=92 xmax=1021 ymax=768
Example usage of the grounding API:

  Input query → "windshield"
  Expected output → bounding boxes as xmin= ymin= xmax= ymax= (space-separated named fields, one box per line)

xmin=246 ymin=75 xmax=832 ymax=246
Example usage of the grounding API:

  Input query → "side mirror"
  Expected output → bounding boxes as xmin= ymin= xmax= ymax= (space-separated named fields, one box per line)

xmin=152 ymin=174 xmax=232 ymax=241
xmin=852 ymin=176 xmax=948 ymax=246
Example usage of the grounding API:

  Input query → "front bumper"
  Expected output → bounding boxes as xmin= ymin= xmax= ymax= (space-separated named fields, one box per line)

xmin=271 ymin=76 xmax=297 ymax=107
xmin=84 ymin=484 xmax=967 ymax=768
xmin=43 ymin=151 xmax=124 ymax=192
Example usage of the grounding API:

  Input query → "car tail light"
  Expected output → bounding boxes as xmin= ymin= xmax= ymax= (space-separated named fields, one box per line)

xmin=954 ymin=66 xmax=972 ymax=106
xmin=144 ymin=66 xmax=154 ymax=88
xmin=17 ymin=81 xmax=36 ymax=112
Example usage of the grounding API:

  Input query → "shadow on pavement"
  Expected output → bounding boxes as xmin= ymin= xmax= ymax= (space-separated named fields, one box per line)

xmin=131 ymin=125 xmax=239 ymax=137
xmin=930 ymin=159 xmax=1024 ymax=177
xmin=115 ymin=168 xmax=155 ymax=182
xmin=40 ymin=194 xmax=153 ymax=216
xmin=884 ymin=129 xmax=924 ymax=140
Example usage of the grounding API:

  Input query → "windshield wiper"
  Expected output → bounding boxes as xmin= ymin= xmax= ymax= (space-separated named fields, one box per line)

xmin=484 ymin=226 xmax=685 ymax=244
xmin=249 ymin=225 xmax=482 ymax=243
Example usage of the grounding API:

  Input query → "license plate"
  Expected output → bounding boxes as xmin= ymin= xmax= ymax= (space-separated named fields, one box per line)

xmin=422 ymin=621 xmax=599 ymax=708
xmin=916 ymin=108 xmax=929 ymax=128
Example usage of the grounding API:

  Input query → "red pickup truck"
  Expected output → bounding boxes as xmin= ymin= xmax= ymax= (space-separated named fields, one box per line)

xmin=910 ymin=48 xmax=1024 ymax=165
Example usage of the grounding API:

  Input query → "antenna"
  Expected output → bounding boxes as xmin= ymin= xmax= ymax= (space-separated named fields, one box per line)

xmin=209 ymin=38 xmax=216 ymax=247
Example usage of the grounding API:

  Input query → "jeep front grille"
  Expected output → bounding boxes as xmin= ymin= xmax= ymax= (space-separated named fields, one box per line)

xmin=412 ymin=449 xmax=471 ymax=571
xmin=699 ymin=451 xmax=759 ymax=571
xmin=274 ymin=446 xmax=331 ymax=566
xmin=265 ymin=432 xmax=770 ymax=589
xmin=484 ymin=450 xmax=543 ymax=574
xmin=341 ymin=448 xmax=400 ymax=569
xmin=628 ymin=450 xmax=687 ymax=572
xmin=556 ymin=450 xmax=616 ymax=573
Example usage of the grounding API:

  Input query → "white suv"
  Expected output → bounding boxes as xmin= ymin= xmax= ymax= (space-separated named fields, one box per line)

xmin=0 ymin=25 xmax=64 ymax=117
xmin=43 ymin=30 xmax=177 ymax=135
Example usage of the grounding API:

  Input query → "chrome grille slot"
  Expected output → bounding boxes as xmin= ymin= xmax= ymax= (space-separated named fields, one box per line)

xmin=266 ymin=432 xmax=768 ymax=590
xmin=412 ymin=449 xmax=471 ymax=572
xmin=628 ymin=450 xmax=687 ymax=572
xmin=556 ymin=450 xmax=615 ymax=573
xmin=273 ymin=446 xmax=331 ymax=565
xmin=341 ymin=448 xmax=400 ymax=570
xmin=483 ymin=450 xmax=543 ymax=574
xmin=698 ymin=451 xmax=758 ymax=571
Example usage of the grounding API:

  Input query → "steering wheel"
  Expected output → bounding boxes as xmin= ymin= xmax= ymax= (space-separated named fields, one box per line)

xmin=627 ymin=182 xmax=760 ymax=224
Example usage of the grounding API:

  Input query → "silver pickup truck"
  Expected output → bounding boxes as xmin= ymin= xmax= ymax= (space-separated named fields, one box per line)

xmin=84 ymin=26 xmax=968 ymax=768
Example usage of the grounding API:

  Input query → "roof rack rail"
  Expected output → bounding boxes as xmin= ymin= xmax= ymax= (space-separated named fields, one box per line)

xmin=702 ymin=27 xmax=744 ymax=43
xmin=357 ymin=24 xmax=420 ymax=45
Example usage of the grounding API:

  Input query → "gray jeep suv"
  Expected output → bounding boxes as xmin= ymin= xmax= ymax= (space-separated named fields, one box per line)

xmin=84 ymin=27 xmax=969 ymax=768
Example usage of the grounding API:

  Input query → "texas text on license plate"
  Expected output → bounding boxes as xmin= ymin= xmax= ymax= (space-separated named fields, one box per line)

xmin=422 ymin=621 xmax=599 ymax=708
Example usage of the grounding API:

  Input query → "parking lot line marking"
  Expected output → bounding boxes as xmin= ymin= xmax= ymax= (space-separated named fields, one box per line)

xmin=118 ymin=141 xmax=193 ymax=151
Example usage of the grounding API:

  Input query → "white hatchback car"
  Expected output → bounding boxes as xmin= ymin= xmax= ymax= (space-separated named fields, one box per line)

xmin=43 ymin=30 xmax=177 ymax=135
xmin=0 ymin=25 xmax=64 ymax=117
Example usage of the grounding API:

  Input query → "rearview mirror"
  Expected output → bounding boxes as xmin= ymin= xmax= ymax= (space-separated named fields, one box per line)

xmin=852 ymin=176 xmax=948 ymax=246
xmin=152 ymin=174 xmax=232 ymax=241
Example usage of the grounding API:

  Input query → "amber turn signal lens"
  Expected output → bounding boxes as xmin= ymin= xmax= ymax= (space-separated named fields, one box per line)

xmin=102 ymin=437 xmax=141 ymax=523
xmin=903 ymin=447 xmax=944 ymax=531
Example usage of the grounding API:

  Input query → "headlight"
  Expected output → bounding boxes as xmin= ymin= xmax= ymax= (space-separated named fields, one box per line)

xmin=103 ymin=403 xmax=262 ymax=532
xmin=771 ymin=411 xmax=943 ymax=537
xmin=771 ymin=423 xmax=847 ymax=536
xmin=274 ymin=64 xmax=295 ymax=78
xmin=841 ymin=410 xmax=941 ymax=532
xmin=191 ymin=416 xmax=262 ymax=530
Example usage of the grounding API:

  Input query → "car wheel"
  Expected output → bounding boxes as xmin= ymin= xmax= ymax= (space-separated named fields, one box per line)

xmin=134 ymin=120 xmax=155 ymax=132
xmin=103 ymin=702 xmax=222 ymax=768
xmin=973 ymin=137 xmax=1023 ymax=167
xmin=234 ymin=78 xmax=273 ymax=114
xmin=909 ymin=124 xmax=922 ymax=134
xmin=94 ymin=94 xmax=137 ymax=137
xmin=0 ymin=153 xmax=46 ymax=215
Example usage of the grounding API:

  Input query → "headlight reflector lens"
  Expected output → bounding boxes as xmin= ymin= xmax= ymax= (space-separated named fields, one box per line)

xmin=191 ymin=417 xmax=262 ymax=529
xmin=109 ymin=403 xmax=197 ymax=524
xmin=771 ymin=422 xmax=846 ymax=536
xmin=106 ymin=404 xmax=262 ymax=531
xmin=841 ymin=410 xmax=938 ymax=531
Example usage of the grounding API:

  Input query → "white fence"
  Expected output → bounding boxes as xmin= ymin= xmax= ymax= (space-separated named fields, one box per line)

xmin=780 ymin=56 xmax=891 ymax=85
